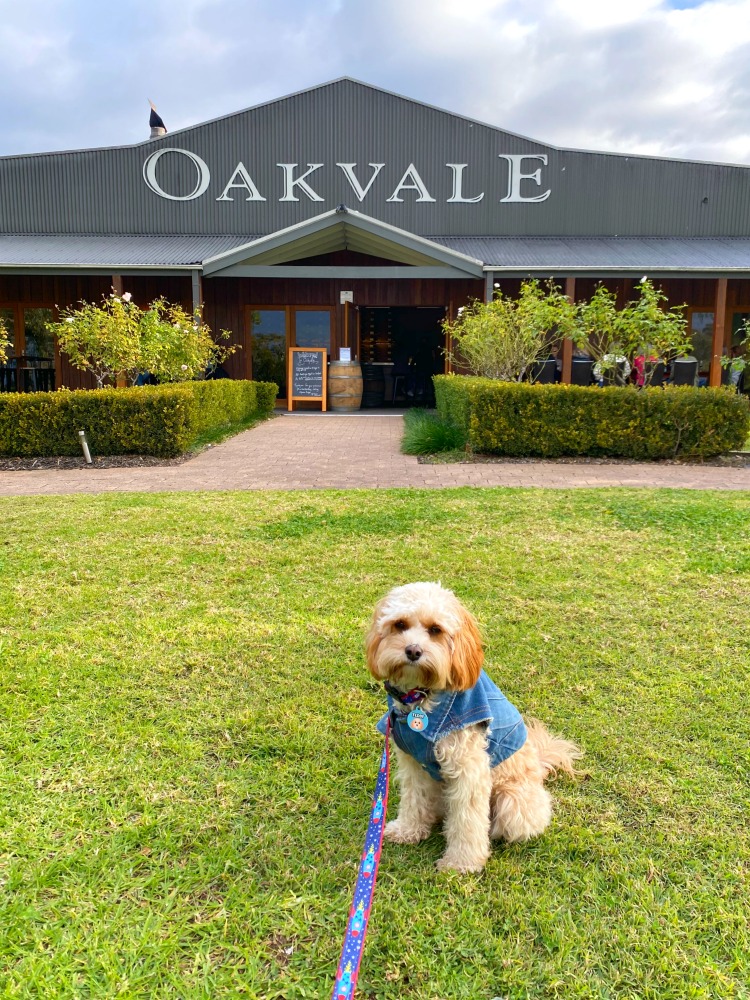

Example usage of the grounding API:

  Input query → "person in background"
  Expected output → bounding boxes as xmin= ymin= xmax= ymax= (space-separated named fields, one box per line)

xmin=633 ymin=353 xmax=658 ymax=388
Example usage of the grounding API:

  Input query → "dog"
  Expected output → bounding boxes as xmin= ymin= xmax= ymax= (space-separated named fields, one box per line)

xmin=366 ymin=582 xmax=582 ymax=873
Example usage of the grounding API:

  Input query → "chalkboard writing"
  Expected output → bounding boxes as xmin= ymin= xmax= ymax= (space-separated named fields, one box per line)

xmin=287 ymin=348 xmax=327 ymax=411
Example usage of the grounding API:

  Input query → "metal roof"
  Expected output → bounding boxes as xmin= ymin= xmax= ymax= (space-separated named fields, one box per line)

xmin=432 ymin=236 xmax=750 ymax=272
xmin=0 ymin=234 xmax=254 ymax=268
xmin=2 ymin=232 xmax=750 ymax=276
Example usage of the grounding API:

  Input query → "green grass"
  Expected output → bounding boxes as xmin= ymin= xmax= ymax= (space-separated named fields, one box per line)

xmin=400 ymin=408 xmax=467 ymax=454
xmin=1 ymin=488 xmax=749 ymax=999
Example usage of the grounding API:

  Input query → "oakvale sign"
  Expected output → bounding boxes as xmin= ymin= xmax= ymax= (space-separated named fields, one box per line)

xmin=142 ymin=150 xmax=552 ymax=205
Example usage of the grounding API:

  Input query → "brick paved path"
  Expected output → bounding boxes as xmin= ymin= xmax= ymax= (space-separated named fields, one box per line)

xmin=0 ymin=412 xmax=748 ymax=496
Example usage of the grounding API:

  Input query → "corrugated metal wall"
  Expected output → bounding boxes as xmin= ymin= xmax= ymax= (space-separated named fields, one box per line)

xmin=1 ymin=79 xmax=749 ymax=238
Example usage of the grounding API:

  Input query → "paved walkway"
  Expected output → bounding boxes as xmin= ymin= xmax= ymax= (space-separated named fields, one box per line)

xmin=0 ymin=412 xmax=749 ymax=496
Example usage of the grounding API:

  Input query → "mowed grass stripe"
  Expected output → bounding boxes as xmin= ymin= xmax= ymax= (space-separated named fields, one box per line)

xmin=0 ymin=488 xmax=748 ymax=999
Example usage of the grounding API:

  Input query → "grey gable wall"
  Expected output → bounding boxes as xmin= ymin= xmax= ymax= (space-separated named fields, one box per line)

xmin=1 ymin=78 xmax=749 ymax=239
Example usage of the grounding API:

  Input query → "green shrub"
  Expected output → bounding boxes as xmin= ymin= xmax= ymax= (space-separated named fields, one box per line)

xmin=0 ymin=380 xmax=277 ymax=458
xmin=433 ymin=375 xmax=750 ymax=459
xmin=401 ymin=408 xmax=467 ymax=454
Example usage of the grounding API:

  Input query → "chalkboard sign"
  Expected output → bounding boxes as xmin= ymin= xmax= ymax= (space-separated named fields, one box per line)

xmin=287 ymin=347 xmax=327 ymax=411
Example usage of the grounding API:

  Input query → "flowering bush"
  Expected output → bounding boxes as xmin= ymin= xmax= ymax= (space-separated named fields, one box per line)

xmin=443 ymin=278 xmax=693 ymax=387
xmin=49 ymin=291 xmax=235 ymax=388
xmin=443 ymin=279 xmax=579 ymax=381
xmin=138 ymin=298 xmax=235 ymax=382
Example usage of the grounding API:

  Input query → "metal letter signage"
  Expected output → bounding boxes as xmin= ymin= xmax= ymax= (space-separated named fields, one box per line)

xmin=386 ymin=163 xmax=436 ymax=203
xmin=216 ymin=162 xmax=266 ymax=202
xmin=446 ymin=163 xmax=484 ymax=203
xmin=336 ymin=163 xmax=385 ymax=202
xmin=498 ymin=154 xmax=551 ymax=203
xmin=277 ymin=163 xmax=325 ymax=202
xmin=142 ymin=148 xmax=211 ymax=201
xmin=142 ymin=153 xmax=552 ymax=205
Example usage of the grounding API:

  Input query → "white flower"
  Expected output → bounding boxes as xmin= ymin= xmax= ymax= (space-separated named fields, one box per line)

xmin=457 ymin=307 xmax=465 ymax=315
xmin=65 ymin=317 xmax=75 ymax=324
xmin=122 ymin=292 xmax=132 ymax=302
xmin=181 ymin=364 xmax=188 ymax=370
xmin=641 ymin=275 xmax=648 ymax=283
xmin=494 ymin=282 xmax=500 ymax=288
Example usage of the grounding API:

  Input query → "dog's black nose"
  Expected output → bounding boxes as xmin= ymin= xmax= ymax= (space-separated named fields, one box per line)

xmin=405 ymin=644 xmax=422 ymax=662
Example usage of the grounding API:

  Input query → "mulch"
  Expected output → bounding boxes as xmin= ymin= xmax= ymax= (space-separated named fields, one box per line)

xmin=0 ymin=453 xmax=196 ymax=472
xmin=419 ymin=452 xmax=750 ymax=468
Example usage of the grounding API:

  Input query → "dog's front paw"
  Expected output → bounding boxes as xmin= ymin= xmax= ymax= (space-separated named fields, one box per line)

xmin=384 ymin=819 xmax=432 ymax=845
xmin=436 ymin=850 xmax=489 ymax=874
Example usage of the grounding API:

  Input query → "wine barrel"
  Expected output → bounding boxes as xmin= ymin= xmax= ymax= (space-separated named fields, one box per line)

xmin=328 ymin=359 xmax=363 ymax=412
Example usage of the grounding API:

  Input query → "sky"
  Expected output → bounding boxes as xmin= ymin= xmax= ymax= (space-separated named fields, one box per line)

xmin=2 ymin=0 xmax=750 ymax=164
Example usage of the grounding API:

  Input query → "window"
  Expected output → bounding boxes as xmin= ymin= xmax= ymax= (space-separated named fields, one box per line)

xmin=689 ymin=310 xmax=714 ymax=371
xmin=293 ymin=309 xmax=331 ymax=351
xmin=23 ymin=308 xmax=55 ymax=362
xmin=250 ymin=309 xmax=287 ymax=399
xmin=0 ymin=304 xmax=55 ymax=363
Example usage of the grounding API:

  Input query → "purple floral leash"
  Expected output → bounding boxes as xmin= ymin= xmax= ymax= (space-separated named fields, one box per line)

xmin=331 ymin=719 xmax=390 ymax=1000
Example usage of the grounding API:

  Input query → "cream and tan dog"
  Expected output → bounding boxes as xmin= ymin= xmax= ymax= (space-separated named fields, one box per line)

xmin=366 ymin=582 xmax=582 ymax=873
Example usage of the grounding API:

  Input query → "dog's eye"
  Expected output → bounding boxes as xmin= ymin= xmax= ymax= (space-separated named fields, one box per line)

xmin=428 ymin=624 xmax=442 ymax=636
xmin=393 ymin=620 xmax=407 ymax=631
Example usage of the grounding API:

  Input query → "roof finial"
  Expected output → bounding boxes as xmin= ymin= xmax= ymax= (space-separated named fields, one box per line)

xmin=148 ymin=100 xmax=167 ymax=138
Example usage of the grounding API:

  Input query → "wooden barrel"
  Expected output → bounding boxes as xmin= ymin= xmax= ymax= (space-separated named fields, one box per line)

xmin=328 ymin=359 xmax=363 ymax=412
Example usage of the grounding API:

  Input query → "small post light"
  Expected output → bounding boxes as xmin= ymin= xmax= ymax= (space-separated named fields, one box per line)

xmin=78 ymin=430 xmax=93 ymax=465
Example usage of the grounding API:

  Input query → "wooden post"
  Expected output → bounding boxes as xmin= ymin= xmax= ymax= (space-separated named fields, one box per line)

xmin=709 ymin=278 xmax=727 ymax=387
xmin=191 ymin=271 xmax=203 ymax=319
xmin=560 ymin=277 xmax=575 ymax=384
xmin=484 ymin=272 xmax=494 ymax=303
xmin=446 ymin=301 xmax=454 ymax=374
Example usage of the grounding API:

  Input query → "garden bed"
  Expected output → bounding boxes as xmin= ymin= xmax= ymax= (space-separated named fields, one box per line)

xmin=418 ymin=450 xmax=750 ymax=467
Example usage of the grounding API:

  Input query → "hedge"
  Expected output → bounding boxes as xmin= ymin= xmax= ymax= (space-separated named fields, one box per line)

xmin=434 ymin=374 xmax=750 ymax=459
xmin=0 ymin=379 xmax=278 ymax=458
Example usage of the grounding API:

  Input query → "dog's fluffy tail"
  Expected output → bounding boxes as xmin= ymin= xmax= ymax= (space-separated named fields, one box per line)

xmin=525 ymin=718 xmax=584 ymax=780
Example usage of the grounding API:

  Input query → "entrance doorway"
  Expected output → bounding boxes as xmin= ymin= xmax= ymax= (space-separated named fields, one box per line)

xmin=358 ymin=306 xmax=446 ymax=407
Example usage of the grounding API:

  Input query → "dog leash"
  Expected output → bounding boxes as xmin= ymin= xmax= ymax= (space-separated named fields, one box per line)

xmin=331 ymin=719 xmax=390 ymax=1000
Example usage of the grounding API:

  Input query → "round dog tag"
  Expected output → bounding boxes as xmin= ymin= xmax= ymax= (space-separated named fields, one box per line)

xmin=407 ymin=707 xmax=428 ymax=732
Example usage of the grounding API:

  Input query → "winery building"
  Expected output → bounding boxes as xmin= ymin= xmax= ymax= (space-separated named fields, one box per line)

xmin=1 ymin=77 xmax=749 ymax=402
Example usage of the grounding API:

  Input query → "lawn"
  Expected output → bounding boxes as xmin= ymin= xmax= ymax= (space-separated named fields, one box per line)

xmin=1 ymin=488 xmax=749 ymax=999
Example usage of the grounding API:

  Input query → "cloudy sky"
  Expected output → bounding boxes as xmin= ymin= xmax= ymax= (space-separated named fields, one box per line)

xmin=2 ymin=0 xmax=750 ymax=164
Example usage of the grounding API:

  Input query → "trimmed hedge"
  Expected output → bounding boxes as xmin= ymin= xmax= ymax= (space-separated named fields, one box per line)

xmin=0 ymin=379 xmax=277 ymax=458
xmin=434 ymin=374 xmax=750 ymax=459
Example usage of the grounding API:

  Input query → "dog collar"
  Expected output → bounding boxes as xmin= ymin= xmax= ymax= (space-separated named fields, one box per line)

xmin=383 ymin=681 xmax=430 ymax=706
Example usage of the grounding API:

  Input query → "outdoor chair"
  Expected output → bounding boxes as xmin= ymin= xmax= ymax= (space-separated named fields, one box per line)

xmin=529 ymin=358 xmax=558 ymax=384
xmin=600 ymin=361 xmax=629 ymax=387
xmin=669 ymin=357 xmax=698 ymax=386
xmin=646 ymin=362 xmax=666 ymax=387
xmin=570 ymin=359 xmax=595 ymax=386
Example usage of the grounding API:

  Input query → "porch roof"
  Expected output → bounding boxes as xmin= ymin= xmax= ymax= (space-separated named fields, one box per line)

xmin=431 ymin=236 xmax=750 ymax=275
xmin=0 ymin=232 xmax=749 ymax=278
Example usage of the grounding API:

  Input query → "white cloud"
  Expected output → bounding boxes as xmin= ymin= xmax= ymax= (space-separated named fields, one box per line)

xmin=0 ymin=0 xmax=749 ymax=165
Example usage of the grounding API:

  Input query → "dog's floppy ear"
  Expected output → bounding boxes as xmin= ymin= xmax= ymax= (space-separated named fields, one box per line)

xmin=449 ymin=604 xmax=484 ymax=690
xmin=365 ymin=598 xmax=387 ymax=679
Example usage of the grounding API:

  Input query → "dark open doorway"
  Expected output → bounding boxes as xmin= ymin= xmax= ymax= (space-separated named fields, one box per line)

xmin=358 ymin=306 xmax=446 ymax=407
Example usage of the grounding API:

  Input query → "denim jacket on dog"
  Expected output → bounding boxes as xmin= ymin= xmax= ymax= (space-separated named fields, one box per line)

xmin=376 ymin=670 xmax=527 ymax=783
